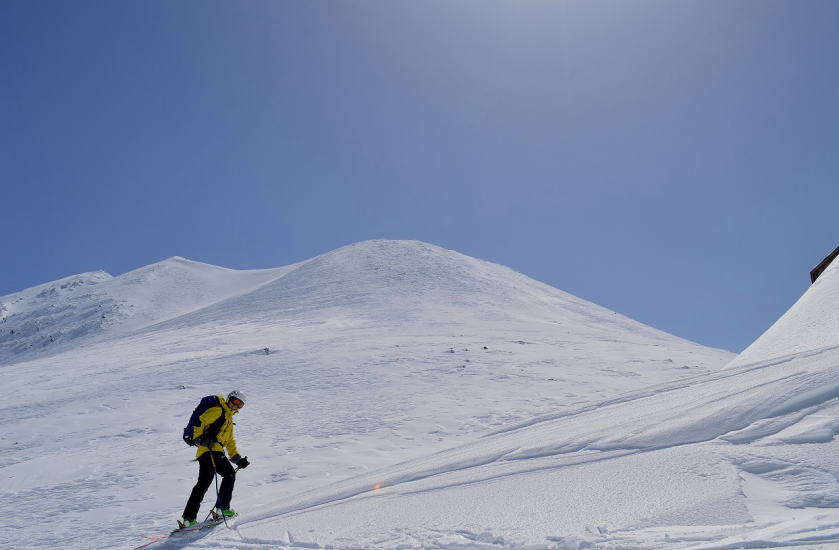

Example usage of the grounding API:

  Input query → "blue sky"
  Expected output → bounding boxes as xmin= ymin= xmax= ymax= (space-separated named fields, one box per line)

xmin=2 ymin=1 xmax=838 ymax=352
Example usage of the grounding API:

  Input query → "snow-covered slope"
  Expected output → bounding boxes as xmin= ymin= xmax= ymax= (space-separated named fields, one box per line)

xmin=179 ymin=249 xmax=839 ymax=550
xmin=0 ymin=240 xmax=738 ymax=550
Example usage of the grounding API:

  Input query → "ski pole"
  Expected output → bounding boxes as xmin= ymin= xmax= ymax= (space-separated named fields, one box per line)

xmin=204 ymin=448 xmax=220 ymax=524
xmin=208 ymin=448 xmax=242 ymax=528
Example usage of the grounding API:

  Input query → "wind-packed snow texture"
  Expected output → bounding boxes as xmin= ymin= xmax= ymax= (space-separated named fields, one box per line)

xmin=5 ymin=240 xmax=837 ymax=550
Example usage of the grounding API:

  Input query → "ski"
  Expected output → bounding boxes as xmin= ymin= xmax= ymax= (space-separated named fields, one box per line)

xmin=175 ymin=516 xmax=224 ymax=532
xmin=133 ymin=513 xmax=237 ymax=549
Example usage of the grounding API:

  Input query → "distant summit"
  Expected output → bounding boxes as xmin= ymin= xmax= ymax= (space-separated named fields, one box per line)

xmin=0 ymin=255 xmax=286 ymax=362
xmin=0 ymin=240 xmax=728 ymax=365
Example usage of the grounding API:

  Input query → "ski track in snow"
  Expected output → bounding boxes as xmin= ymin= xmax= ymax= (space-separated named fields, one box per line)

xmin=4 ymin=240 xmax=839 ymax=550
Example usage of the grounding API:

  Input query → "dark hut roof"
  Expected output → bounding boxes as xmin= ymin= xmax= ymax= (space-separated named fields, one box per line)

xmin=811 ymin=246 xmax=839 ymax=284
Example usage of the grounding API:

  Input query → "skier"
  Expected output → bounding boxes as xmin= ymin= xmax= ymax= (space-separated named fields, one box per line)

xmin=180 ymin=390 xmax=250 ymax=527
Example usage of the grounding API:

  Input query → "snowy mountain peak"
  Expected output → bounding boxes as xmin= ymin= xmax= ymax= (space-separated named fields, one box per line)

xmin=316 ymin=239 xmax=472 ymax=269
xmin=274 ymin=239 xmax=519 ymax=304
xmin=118 ymin=255 xmax=232 ymax=281
xmin=1 ymin=241 xmax=731 ymax=366
xmin=155 ymin=239 xmax=692 ymax=345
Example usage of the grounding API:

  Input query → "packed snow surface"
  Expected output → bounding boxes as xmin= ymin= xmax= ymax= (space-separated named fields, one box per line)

xmin=3 ymin=240 xmax=838 ymax=550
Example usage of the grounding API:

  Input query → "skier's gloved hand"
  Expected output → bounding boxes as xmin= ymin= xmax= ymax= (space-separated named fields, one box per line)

xmin=231 ymin=454 xmax=250 ymax=469
xmin=183 ymin=434 xmax=195 ymax=446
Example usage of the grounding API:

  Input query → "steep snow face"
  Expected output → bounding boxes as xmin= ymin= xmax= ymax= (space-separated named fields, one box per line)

xmin=729 ymin=253 xmax=839 ymax=368
xmin=0 ymin=257 xmax=289 ymax=363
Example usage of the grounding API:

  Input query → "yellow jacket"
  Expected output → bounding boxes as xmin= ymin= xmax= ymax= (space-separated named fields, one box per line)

xmin=191 ymin=396 xmax=239 ymax=459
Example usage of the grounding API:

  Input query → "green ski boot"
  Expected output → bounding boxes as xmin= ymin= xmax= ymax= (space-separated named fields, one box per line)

xmin=178 ymin=517 xmax=198 ymax=529
xmin=212 ymin=507 xmax=237 ymax=519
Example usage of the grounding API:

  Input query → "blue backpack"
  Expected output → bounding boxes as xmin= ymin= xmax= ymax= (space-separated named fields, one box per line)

xmin=182 ymin=395 xmax=226 ymax=446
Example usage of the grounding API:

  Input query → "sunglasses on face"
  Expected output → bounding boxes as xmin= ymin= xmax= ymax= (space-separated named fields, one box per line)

xmin=230 ymin=398 xmax=244 ymax=409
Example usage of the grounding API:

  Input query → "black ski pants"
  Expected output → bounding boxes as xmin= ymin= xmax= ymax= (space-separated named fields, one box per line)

xmin=182 ymin=451 xmax=236 ymax=521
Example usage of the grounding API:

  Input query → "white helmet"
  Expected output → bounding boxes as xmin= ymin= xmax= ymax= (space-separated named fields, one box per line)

xmin=227 ymin=390 xmax=246 ymax=404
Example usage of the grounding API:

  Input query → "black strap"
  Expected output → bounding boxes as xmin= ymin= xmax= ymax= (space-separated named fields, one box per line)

xmin=202 ymin=404 xmax=228 ymax=445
